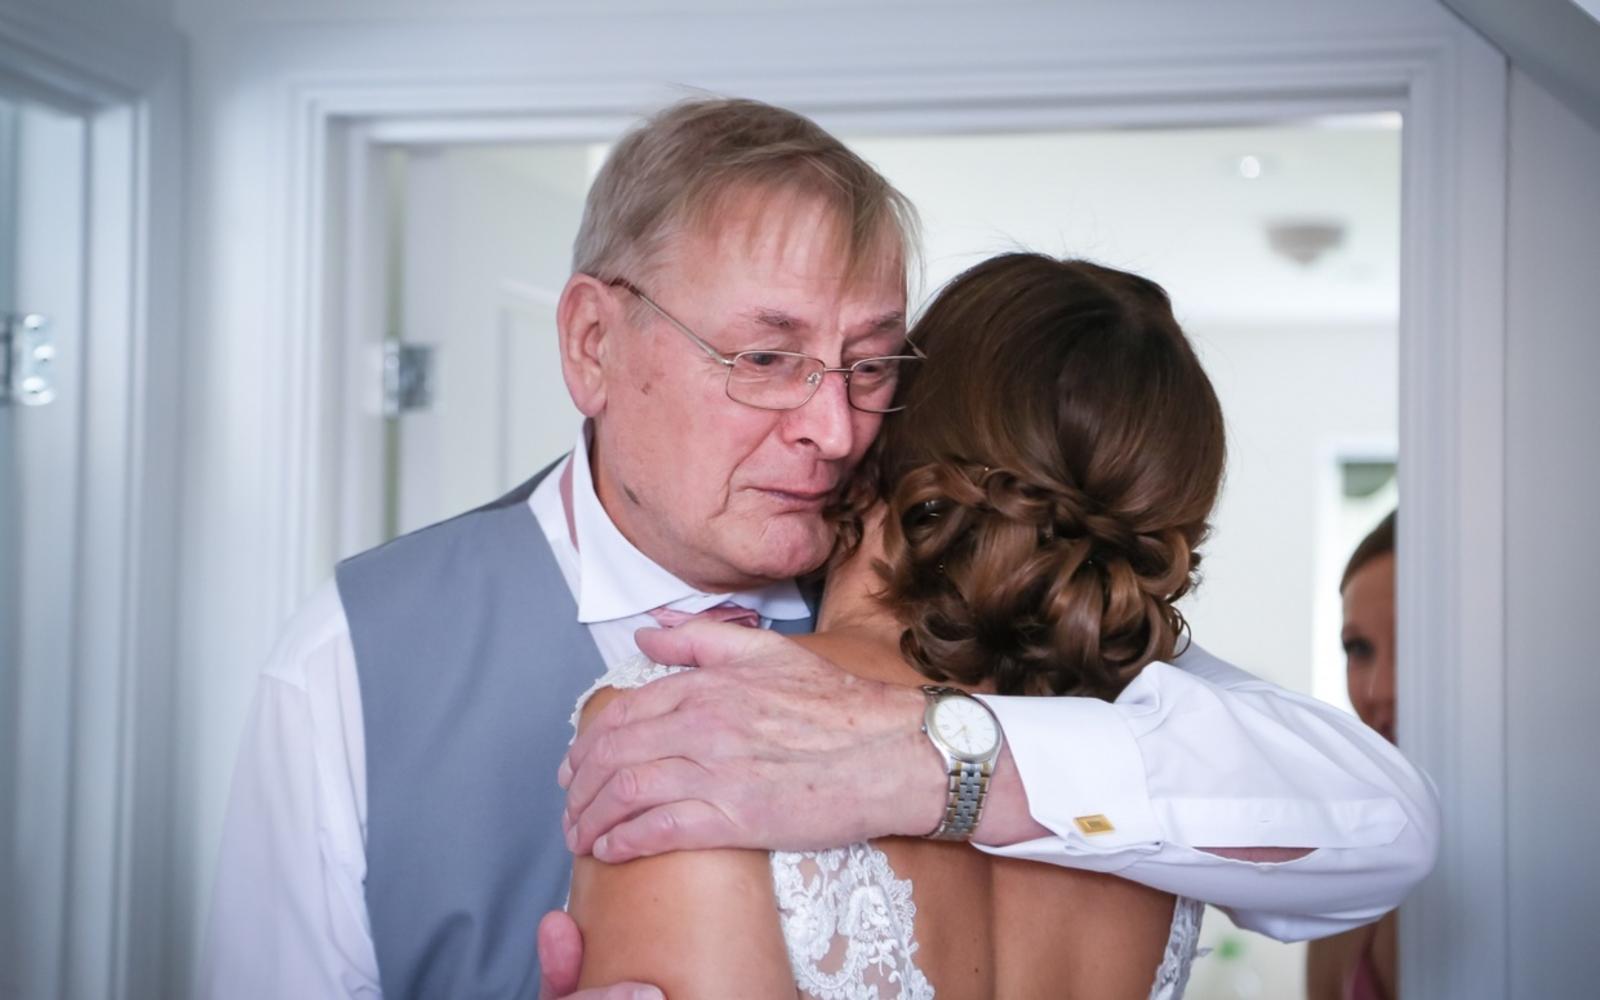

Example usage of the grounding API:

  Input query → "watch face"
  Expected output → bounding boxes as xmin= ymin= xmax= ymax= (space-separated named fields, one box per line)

xmin=932 ymin=696 xmax=999 ymax=759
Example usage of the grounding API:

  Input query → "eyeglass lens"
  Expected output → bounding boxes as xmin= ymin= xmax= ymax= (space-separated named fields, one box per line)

xmin=726 ymin=352 xmax=919 ymax=412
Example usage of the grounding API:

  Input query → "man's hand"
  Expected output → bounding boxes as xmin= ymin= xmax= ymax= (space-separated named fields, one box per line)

xmin=537 ymin=910 xmax=661 ymax=1000
xmin=560 ymin=622 xmax=946 ymax=862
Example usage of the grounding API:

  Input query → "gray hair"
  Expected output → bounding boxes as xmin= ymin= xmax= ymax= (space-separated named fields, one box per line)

xmin=573 ymin=97 xmax=919 ymax=288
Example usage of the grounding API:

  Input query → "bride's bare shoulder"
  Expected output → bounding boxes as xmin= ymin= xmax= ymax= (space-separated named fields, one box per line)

xmin=567 ymin=688 xmax=797 ymax=998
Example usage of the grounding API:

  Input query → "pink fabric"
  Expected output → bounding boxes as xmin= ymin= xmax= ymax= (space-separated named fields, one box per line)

xmin=1343 ymin=929 xmax=1388 ymax=1000
xmin=646 ymin=603 xmax=762 ymax=630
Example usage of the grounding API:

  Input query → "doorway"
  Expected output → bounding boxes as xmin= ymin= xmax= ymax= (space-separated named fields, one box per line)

xmin=207 ymin=7 xmax=1514 ymax=992
xmin=372 ymin=142 xmax=597 ymax=537
xmin=356 ymin=115 xmax=1395 ymax=992
xmin=348 ymin=116 xmax=1402 ymax=996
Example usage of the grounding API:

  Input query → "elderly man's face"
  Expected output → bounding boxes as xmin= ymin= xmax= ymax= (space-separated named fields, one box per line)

xmin=579 ymin=194 xmax=906 ymax=592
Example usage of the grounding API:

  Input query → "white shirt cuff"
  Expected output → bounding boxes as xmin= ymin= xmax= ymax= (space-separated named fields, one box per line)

xmin=975 ymin=692 xmax=1162 ymax=853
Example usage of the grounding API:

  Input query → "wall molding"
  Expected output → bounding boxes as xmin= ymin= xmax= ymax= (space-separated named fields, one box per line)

xmin=0 ymin=4 xmax=186 ymax=999
xmin=1396 ymin=27 xmax=1512 ymax=998
xmin=267 ymin=13 xmax=1507 ymax=998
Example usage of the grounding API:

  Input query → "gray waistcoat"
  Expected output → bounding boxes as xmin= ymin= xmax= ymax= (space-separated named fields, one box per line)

xmin=336 ymin=463 xmax=813 ymax=998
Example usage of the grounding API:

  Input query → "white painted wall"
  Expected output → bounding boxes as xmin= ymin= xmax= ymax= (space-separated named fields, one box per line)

xmin=1503 ymin=66 xmax=1600 ymax=997
xmin=1183 ymin=321 xmax=1397 ymax=693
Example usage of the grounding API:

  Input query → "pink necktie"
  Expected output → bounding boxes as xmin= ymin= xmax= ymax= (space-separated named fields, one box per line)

xmin=647 ymin=603 xmax=761 ymax=630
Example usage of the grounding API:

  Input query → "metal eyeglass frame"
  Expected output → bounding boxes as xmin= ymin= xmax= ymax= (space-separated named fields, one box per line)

xmin=605 ymin=277 xmax=924 ymax=413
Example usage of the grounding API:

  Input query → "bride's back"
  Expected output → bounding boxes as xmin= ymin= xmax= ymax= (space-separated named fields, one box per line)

xmin=888 ymin=841 xmax=1178 ymax=998
xmin=797 ymin=631 xmax=1180 ymax=999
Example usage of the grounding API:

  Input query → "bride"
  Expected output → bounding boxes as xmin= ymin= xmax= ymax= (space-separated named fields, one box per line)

xmin=567 ymin=252 xmax=1227 ymax=998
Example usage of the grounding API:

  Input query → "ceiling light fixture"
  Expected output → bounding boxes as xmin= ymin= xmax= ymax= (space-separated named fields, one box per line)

xmin=1265 ymin=219 xmax=1347 ymax=267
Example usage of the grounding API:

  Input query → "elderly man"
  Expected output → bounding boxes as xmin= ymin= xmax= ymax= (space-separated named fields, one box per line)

xmin=203 ymin=98 xmax=1438 ymax=999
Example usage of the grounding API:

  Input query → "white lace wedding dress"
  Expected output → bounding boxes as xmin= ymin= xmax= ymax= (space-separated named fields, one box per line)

xmin=571 ymin=656 xmax=1203 ymax=999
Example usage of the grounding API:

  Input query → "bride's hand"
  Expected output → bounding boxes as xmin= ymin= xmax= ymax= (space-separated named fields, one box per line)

xmin=559 ymin=622 xmax=942 ymax=862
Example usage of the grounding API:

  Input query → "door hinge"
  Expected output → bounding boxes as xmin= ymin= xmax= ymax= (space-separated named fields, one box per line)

xmin=381 ymin=341 xmax=434 ymax=417
xmin=2 ymin=313 xmax=55 ymax=407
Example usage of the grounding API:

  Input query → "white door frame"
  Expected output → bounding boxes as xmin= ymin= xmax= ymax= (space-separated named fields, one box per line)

xmin=282 ymin=22 xmax=1508 ymax=998
xmin=0 ymin=4 xmax=185 ymax=999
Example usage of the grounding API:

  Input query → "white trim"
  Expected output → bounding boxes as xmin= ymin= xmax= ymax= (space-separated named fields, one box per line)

xmin=1396 ymin=30 xmax=1512 ymax=999
xmin=0 ymin=7 xmax=185 ymax=999
xmin=278 ymin=20 xmax=1509 ymax=997
xmin=331 ymin=122 xmax=391 ymax=562
xmin=1441 ymin=0 xmax=1600 ymax=134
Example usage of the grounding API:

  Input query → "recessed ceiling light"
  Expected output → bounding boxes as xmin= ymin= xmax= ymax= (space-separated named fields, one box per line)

xmin=1237 ymin=155 xmax=1264 ymax=180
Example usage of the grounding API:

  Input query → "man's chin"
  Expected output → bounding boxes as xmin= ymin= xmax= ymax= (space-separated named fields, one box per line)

xmin=732 ymin=526 xmax=832 ymax=581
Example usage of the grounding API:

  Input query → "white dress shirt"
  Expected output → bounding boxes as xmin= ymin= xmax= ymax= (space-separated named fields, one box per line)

xmin=201 ymin=428 xmax=1440 ymax=999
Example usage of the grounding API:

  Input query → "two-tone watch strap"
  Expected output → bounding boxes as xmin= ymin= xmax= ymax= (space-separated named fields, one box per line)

xmin=921 ymin=684 xmax=1002 ymax=842
xmin=928 ymin=757 xmax=993 ymax=841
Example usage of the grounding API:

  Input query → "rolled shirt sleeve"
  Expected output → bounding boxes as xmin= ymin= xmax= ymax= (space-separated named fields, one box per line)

xmin=974 ymin=642 xmax=1440 ymax=942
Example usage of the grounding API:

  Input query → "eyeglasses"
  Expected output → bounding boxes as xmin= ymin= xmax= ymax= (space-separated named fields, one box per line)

xmin=607 ymin=277 xmax=922 ymax=413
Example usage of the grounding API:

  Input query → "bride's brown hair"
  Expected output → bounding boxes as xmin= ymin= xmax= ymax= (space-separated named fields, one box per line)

xmin=843 ymin=253 xmax=1225 ymax=699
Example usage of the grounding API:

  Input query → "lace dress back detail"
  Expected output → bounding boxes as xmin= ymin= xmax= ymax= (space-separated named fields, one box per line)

xmin=571 ymin=655 xmax=1201 ymax=999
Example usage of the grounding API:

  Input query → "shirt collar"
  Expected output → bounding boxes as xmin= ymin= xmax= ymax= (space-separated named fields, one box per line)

xmin=567 ymin=423 xmax=810 ymax=624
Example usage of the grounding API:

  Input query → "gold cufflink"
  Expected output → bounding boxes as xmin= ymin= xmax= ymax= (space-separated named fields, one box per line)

xmin=1074 ymin=814 xmax=1115 ymax=835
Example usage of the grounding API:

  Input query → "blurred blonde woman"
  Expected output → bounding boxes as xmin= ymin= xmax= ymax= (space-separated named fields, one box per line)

xmin=1307 ymin=511 xmax=1399 ymax=1000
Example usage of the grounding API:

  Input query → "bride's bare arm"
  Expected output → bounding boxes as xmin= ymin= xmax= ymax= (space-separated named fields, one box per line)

xmin=567 ymin=687 xmax=797 ymax=999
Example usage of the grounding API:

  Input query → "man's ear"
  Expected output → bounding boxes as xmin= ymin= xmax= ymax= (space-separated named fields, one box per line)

xmin=557 ymin=273 xmax=615 ymax=417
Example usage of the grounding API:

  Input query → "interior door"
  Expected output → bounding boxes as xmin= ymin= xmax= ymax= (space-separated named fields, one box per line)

xmin=382 ymin=142 xmax=592 ymax=538
xmin=0 ymin=92 xmax=88 ymax=1000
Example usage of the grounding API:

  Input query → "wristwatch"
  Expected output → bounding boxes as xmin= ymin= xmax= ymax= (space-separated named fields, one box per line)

xmin=920 ymin=684 xmax=1004 ymax=841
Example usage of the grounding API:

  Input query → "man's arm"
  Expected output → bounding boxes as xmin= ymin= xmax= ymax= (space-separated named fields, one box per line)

xmin=203 ymin=583 xmax=663 ymax=1000
xmin=561 ymin=622 xmax=1439 ymax=942
xmin=971 ymin=642 xmax=1438 ymax=939
xmin=198 ymin=584 xmax=380 ymax=998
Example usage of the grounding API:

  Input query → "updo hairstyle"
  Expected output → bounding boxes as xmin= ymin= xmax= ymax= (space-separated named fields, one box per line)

xmin=870 ymin=254 xmax=1226 ymax=699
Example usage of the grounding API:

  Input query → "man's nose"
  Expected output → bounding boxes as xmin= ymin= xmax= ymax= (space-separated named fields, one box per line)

xmin=782 ymin=369 xmax=855 ymax=459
